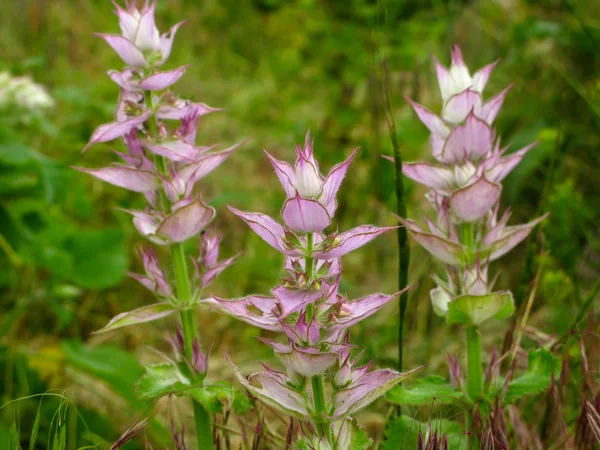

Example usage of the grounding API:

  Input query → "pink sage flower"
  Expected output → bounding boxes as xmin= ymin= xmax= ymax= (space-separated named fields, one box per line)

xmin=218 ymin=133 xmax=418 ymax=444
xmin=401 ymin=46 xmax=547 ymax=326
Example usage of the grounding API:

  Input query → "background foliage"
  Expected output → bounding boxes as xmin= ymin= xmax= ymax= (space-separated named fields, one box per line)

xmin=0 ymin=0 xmax=599 ymax=448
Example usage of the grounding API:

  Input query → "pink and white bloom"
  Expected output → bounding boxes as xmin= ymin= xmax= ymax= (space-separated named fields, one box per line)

xmin=401 ymin=45 xmax=547 ymax=324
xmin=82 ymin=0 xmax=243 ymax=340
xmin=265 ymin=132 xmax=358 ymax=230
xmin=220 ymin=133 xmax=418 ymax=444
xmin=99 ymin=1 xmax=184 ymax=68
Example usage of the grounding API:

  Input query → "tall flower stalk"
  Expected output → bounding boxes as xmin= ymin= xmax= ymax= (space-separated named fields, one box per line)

xmin=216 ymin=132 xmax=419 ymax=449
xmin=401 ymin=46 xmax=547 ymax=400
xmin=76 ymin=2 xmax=243 ymax=448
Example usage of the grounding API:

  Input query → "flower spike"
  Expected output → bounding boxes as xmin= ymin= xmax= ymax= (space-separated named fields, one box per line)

xmin=402 ymin=45 xmax=546 ymax=327
xmin=220 ymin=132 xmax=417 ymax=443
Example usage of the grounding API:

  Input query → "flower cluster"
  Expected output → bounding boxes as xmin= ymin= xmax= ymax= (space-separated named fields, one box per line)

xmin=217 ymin=132 xmax=418 ymax=447
xmin=0 ymin=71 xmax=54 ymax=112
xmin=75 ymin=0 xmax=241 ymax=303
xmin=401 ymin=46 xmax=547 ymax=326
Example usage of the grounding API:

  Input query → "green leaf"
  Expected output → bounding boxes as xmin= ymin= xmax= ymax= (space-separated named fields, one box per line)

xmin=93 ymin=303 xmax=178 ymax=334
xmin=0 ymin=142 xmax=42 ymax=166
xmin=61 ymin=340 xmax=144 ymax=406
xmin=233 ymin=388 xmax=252 ymax=414
xmin=190 ymin=386 xmax=226 ymax=413
xmin=504 ymin=349 xmax=559 ymax=404
xmin=386 ymin=376 xmax=464 ymax=406
xmin=296 ymin=439 xmax=308 ymax=450
xmin=382 ymin=416 xmax=466 ymax=450
xmin=0 ymin=421 xmax=11 ymax=450
xmin=39 ymin=160 xmax=71 ymax=204
xmin=136 ymin=363 xmax=190 ymax=400
xmin=189 ymin=382 xmax=243 ymax=414
xmin=349 ymin=420 xmax=372 ymax=450
xmin=9 ymin=420 xmax=19 ymax=450
xmin=0 ymin=172 xmax=38 ymax=193
xmin=38 ymin=246 xmax=74 ymax=280
xmin=447 ymin=291 xmax=515 ymax=326
xmin=29 ymin=402 xmax=42 ymax=450
xmin=65 ymin=228 xmax=128 ymax=289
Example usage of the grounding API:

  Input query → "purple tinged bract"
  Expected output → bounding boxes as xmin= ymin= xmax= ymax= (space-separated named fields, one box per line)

xmin=84 ymin=1 xmax=243 ymax=346
xmin=401 ymin=45 xmax=547 ymax=325
xmin=219 ymin=132 xmax=418 ymax=443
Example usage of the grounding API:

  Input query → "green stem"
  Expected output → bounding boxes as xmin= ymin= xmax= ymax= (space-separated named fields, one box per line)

xmin=304 ymin=233 xmax=332 ymax=443
xmin=466 ymin=326 xmax=483 ymax=400
xmin=149 ymin=78 xmax=213 ymax=450
xmin=311 ymin=375 xmax=333 ymax=445
xmin=378 ymin=65 xmax=411 ymax=375
xmin=171 ymin=243 xmax=213 ymax=450
xmin=305 ymin=233 xmax=315 ymax=320
xmin=305 ymin=233 xmax=314 ymax=280
xmin=461 ymin=222 xmax=475 ymax=258
xmin=172 ymin=244 xmax=192 ymax=304
xmin=390 ymin=127 xmax=410 ymax=375
xmin=193 ymin=399 xmax=213 ymax=449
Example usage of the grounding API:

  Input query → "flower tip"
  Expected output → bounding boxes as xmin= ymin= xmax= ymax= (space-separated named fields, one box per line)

xmin=237 ymin=136 xmax=252 ymax=147
xmin=226 ymin=204 xmax=240 ymax=215
xmin=380 ymin=154 xmax=395 ymax=164
xmin=398 ymin=283 xmax=416 ymax=296
xmin=451 ymin=44 xmax=465 ymax=65
xmin=389 ymin=211 xmax=406 ymax=224
xmin=348 ymin=147 xmax=360 ymax=160
xmin=402 ymin=94 xmax=415 ymax=104
xmin=407 ymin=364 xmax=427 ymax=376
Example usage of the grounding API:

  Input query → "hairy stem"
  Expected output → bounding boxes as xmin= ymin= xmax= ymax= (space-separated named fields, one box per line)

xmin=466 ymin=326 xmax=483 ymax=400
xmin=172 ymin=243 xmax=213 ymax=450
xmin=305 ymin=232 xmax=314 ymax=280
xmin=304 ymin=233 xmax=332 ymax=443
xmin=305 ymin=233 xmax=315 ymax=320
xmin=461 ymin=222 xmax=475 ymax=266
xmin=145 ymin=87 xmax=213 ymax=450
xmin=311 ymin=375 xmax=333 ymax=445
xmin=192 ymin=400 xmax=213 ymax=449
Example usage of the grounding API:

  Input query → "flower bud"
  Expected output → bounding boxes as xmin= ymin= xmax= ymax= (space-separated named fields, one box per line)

xmin=295 ymin=157 xmax=322 ymax=198
xmin=334 ymin=359 xmax=351 ymax=387
xmin=430 ymin=287 xmax=452 ymax=317
xmin=454 ymin=162 xmax=477 ymax=188
xmin=199 ymin=229 xmax=221 ymax=268
xmin=117 ymin=1 xmax=161 ymax=52
xmin=192 ymin=340 xmax=208 ymax=375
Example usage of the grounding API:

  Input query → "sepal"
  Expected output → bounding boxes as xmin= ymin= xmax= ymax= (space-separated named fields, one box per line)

xmin=447 ymin=291 xmax=515 ymax=326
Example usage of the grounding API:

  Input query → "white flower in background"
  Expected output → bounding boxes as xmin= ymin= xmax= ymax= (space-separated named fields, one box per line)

xmin=0 ymin=71 xmax=55 ymax=111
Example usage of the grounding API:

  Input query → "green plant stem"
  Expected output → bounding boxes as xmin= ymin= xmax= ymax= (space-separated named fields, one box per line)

xmin=385 ymin=114 xmax=410 ymax=375
xmin=311 ymin=375 xmax=333 ymax=445
xmin=466 ymin=326 xmax=483 ymax=400
xmin=305 ymin=233 xmax=315 ymax=320
xmin=171 ymin=243 xmax=213 ymax=450
xmin=192 ymin=400 xmax=213 ymax=449
xmin=146 ymin=83 xmax=213 ymax=450
xmin=377 ymin=45 xmax=410 ymax=375
xmin=461 ymin=222 xmax=475 ymax=267
xmin=304 ymin=233 xmax=332 ymax=443
xmin=305 ymin=233 xmax=314 ymax=280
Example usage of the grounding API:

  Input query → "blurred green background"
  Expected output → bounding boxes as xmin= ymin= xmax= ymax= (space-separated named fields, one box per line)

xmin=0 ymin=0 xmax=599 ymax=448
